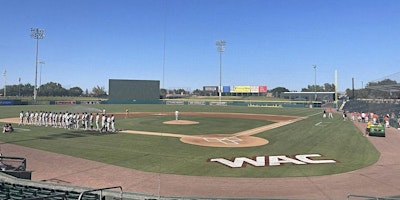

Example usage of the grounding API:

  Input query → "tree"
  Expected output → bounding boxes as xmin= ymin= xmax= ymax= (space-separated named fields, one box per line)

xmin=346 ymin=88 xmax=369 ymax=99
xmin=346 ymin=78 xmax=400 ymax=99
xmin=301 ymin=83 xmax=335 ymax=92
xmin=160 ymin=88 xmax=167 ymax=96
xmin=269 ymin=87 xmax=289 ymax=98
xmin=323 ymin=83 xmax=336 ymax=92
xmin=21 ymin=83 xmax=34 ymax=97
xmin=68 ymin=87 xmax=83 ymax=96
xmin=174 ymin=88 xmax=187 ymax=95
xmin=38 ymin=82 xmax=67 ymax=96
xmin=192 ymin=89 xmax=205 ymax=96
xmin=366 ymin=79 xmax=398 ymax=99
xmin=0 ymin=83 xmax=34 ymax=97
xmin=92 ymin=85 xmax=107 ymax=97
xmin=85 ymin=89 xmax=89 ymax=96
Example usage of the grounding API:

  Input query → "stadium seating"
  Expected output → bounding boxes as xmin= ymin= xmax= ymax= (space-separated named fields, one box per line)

xmin=342 ymin=100 xmax=400 ymax=116
xmin=0 ymin=181 xmax=101 ymax=200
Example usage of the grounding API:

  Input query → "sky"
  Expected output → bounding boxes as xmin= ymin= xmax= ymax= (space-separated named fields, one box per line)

xmin=1 ymin=0 xmax=400 ymax=93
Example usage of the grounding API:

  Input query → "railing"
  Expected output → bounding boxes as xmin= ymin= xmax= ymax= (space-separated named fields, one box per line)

xmin=0 ymin=155 xmax=27 ymax=171
xmin=348 ymin=194 xmax=400 ymax=200
xmin=78 ymin=186 xmax=123 ymax=200
xmin=24 ymin=193 xmax=67 ymax=200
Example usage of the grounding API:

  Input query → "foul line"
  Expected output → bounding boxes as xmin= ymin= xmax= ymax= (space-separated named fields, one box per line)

xmin=122 ymin=116 xmax=305 ymax=139
xmin=120 ymin=130 xmax=187 ymax=138
xmin=234 ymin=117 xmax=306 ymax=137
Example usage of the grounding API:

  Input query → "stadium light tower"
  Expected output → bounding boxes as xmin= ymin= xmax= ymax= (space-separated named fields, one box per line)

xmin=18 ymin=77 xmax=21 ymax=98
xmin=3 ymin=70 xmax=6 ymax=97
xmin=30 ymin=27 xmax=45 ymax=102
xmin=216 ymin=40 xmax=226 ymax=103
xmin=39 ymin=60 xmax=45 ymax=88
xmin=313 ymin=64 xmax=317 ymax=101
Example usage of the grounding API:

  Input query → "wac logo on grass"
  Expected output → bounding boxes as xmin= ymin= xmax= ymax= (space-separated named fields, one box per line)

xmin=209 ymin=154 xmax=336 ymax=168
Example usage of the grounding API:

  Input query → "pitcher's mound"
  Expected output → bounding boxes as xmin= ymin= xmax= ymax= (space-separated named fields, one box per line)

xmin=181 ymin=134 xmax=268 ymax=147
xmin=163 ymin=120 xmax=199 ymax=125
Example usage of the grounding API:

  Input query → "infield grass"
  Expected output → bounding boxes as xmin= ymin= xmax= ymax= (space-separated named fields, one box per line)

xmin=0 ymin=104 xmax=380 ymax=177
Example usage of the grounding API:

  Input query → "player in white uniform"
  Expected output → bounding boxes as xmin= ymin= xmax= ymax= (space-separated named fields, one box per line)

xmin=100 ymin=114 xmax=106 ymax=132
xmin=106 ymin=115 xmax=111 ymax=132
xmin=53 ymin=113 xmax=58 ymax=128
xmin=89 ymin=113 xmax=93 ymax=130
xmin=30 ymin=112 xmax=35 ymax=125
xmin=19 ymin=111 xmax=24 ymax=126
xmin=84 ymin=113 xmax=88 ymax=130
xmin=110 ymin=114 xmax=115 ymax=132
xmin=25 ymin=111 xmax=30 ymax=125
xmin=34 ymin=111 xmax=39 ymax=126
xmin=95 ymin=113 xmax=100 ymax=130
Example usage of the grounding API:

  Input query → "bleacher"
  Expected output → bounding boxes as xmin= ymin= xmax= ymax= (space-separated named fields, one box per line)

xmin=0 ymin=181 xmax=126 ymax=200
xmin=342 ymin=100 xmax=400 ymax=116
xmin=0 ymin=170 xmax=127 ymax=200
xmin=0 ymin=182 xmax=98 ymax=199
xmin=1 ymin=160 xmax=400 ymax=200
xmin=0 ymin=155 xmax=125 ymax=200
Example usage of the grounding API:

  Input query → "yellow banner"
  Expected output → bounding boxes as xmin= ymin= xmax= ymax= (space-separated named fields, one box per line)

xmin=232 ymin=86 xmax=251 ymax=93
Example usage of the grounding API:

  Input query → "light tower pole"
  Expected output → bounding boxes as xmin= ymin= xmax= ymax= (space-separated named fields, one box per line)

xmin=39 ymin=60 xmax=45 ymax=89
xmin=30 ymin=28 xmax=45 ymax=102
xmin=3 ymin=70 xmax=6 ymax=97
xmin=215 ymin=40 xmax=226 ymax=103
xmin=313 ymin=64 xmax=317 ymax=101
xmin=18 ymin=77 xmax=21 ymax=98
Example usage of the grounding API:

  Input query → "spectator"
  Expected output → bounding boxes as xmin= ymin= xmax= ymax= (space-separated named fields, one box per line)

xmin=342 ymin=110 xmax=347 ymax=121
xmin=397 ymin=117 xmax=400 ymax=130
xmin=384 ymin=115 xmax=390 ymax=128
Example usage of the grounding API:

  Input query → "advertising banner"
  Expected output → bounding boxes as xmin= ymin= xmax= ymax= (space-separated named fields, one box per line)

xmin=232 ymin=86 xmax=251 ymax=93
xmin=250 ymin=86 xmax=259 ymax=93
xmin=166 ymin=101 xmax=184 ymax=105
xmin=0 ymin=100 xmax=14 ymax=105
xmin=203 ymin=86 xmax=218 ymax=92
xmin=259 ymin=86 xmax=267 ymax=93
xmin=203 ymin=85 xmax=268 ymax=93
xmin=223 ymin=86 xmax=231 ymax=93
xmin=55 ymin=101 xmax=76 ymax=105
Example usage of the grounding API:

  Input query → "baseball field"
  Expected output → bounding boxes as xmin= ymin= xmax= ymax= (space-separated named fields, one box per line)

xmin=0 ymin=104 xmax=379 ymax=178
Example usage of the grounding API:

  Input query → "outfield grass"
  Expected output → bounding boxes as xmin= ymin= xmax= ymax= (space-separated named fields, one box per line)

xmin=0 ymin=104 xmax=380 ymax=177
xmin=119 ymin=115 xmax=273 ymax=135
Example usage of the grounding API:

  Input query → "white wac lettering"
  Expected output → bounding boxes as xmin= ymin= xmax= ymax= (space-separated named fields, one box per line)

xmin=295 ymin=154 xmax=336 ymax=164
xmin=210 ymin=153 xmax=336 ymax=168
xmin=210 ymin=156 xmax=265 ymax=168
xmin=269 ymin=155 xmax=306 ymax=166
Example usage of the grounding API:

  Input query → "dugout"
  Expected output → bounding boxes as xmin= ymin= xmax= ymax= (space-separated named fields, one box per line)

xmin=108 ymin=79 xmax=160 ymax=104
